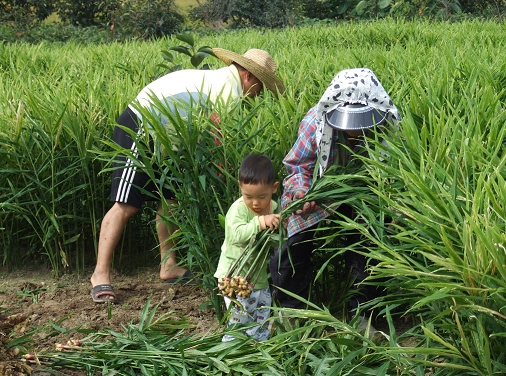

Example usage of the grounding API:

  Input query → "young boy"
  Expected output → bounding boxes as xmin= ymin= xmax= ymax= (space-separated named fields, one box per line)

xmin=214 ymin=153 xmax=280 ymax=341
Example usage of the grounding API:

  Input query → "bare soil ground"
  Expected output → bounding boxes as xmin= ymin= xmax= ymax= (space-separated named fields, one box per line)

xmin=0 ymin=266 xmax=417 ymax=376
xmin=0 ymin=266 xmax=218 ymax=375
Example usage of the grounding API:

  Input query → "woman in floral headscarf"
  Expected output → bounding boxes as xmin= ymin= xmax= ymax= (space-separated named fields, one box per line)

xmin=269 ymin=68 xmax=400 ymax=317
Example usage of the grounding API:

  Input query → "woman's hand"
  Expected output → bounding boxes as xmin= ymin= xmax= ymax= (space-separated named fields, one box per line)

xmin=293 ymin=191 xmax=316 ymax=217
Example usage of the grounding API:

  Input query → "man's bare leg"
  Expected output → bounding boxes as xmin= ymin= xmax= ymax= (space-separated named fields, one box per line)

xmin=157 ymin=201 xmax=188 ymax=280
xmin=90 ymin=202 xmax=139 ymax=292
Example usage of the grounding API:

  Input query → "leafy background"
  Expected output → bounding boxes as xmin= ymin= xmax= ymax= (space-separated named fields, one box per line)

xmin=1 ymin=18 xmax=506 ymax=375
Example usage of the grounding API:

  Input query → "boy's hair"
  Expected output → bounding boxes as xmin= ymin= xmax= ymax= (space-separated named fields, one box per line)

xmin=239 ymin=154 xmax=276 ymax=185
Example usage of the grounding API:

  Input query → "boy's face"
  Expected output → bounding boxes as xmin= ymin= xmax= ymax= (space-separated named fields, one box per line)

xmin=240 ymin=182 xmax=279 ymax=215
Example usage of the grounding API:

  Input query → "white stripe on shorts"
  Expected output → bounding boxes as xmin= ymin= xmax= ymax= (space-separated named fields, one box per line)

xmin=115 ymin=128 xmax=143 ymax=203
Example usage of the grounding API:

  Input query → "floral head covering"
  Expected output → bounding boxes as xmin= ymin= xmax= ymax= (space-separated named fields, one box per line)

xmin=315 ymin=68 xmax=400 ymax=176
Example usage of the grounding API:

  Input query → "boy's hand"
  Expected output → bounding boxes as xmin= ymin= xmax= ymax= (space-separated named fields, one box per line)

xmin=264 ymin=214 xmax=280 ymax=230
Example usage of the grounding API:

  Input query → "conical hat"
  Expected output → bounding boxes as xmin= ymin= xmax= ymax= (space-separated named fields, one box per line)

xmin=213 ymin=48 xmax=285 ymax=96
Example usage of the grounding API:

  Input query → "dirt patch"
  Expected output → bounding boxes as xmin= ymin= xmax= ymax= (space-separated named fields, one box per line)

xmin=0 ymin=266 xmax=218 ymax=375
xmin=0 ymin=266 xmax=419 ymax=375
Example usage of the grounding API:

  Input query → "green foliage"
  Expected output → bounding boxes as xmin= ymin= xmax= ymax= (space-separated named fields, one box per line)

xmin=291 ymin=43 xmax=506 ymax=372
xmin=2 ymin=20 xmax=506 ymax=373
xmin=187 ymin=0 xmax=480 ymax=28
xmin=17 ymin=283 xmax=46 ymax=303
xmin=186 ymin=0 xmax=234 ymax=29
xmin=0 ymin=39 xmax=161 ymax=272
xmin=308 ymin=0 xmax=464 ymax=20
xmin=0 ymin=24 xmax=110 ymax=44
xmin=46 ymin=300 xmax=404 ymax=374
xmin=0 ymin=0 xmax=504 ymax=44
xmin=0 ymin=0 xmax=186 ymax=42
xmin=0 ymin=0 xmax=54 ymax=34
xmin=190 ymin=0 xmax=302 ymax=28
xmin=111 ymin=0 xmax=185 ymax=40
xmin=0 ymin=87 xmax=112 ymax=273
xmin=460 ymin=0 xmax=506 ymax=15
xmin=0 ymin=122 xmax=99 ymax=275
xmin=0 ymin=0 xmax=54 ymax=24
xmin=55 ymin=0 xmax=114 ymax=26
xmin=159 ymin=33 xmax=216 ymax=73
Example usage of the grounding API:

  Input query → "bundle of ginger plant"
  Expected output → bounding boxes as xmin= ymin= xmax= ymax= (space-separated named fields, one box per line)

xmin=217 ymin=228 xmax=283 ymax=299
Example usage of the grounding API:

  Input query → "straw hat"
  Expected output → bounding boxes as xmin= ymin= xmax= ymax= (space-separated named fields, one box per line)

xmin=212 ymin=48 xmax=285 ymax=96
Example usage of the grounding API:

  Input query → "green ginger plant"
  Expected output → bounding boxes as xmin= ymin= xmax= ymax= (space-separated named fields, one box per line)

xmin=159 ymin=33 xmax=216 ymax=73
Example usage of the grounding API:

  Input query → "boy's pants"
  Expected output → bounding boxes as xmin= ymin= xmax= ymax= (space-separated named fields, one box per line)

xmin=222 ymin=286 xmax=271 ymax=342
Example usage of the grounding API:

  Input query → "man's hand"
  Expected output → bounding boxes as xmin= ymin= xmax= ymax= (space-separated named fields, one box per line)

xmin=293 ymin=191 xmax=316 ymax=217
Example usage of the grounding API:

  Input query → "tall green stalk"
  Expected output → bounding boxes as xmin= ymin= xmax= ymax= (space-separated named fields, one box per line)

xmin=3 ymin=20 xmax=506 ymax=373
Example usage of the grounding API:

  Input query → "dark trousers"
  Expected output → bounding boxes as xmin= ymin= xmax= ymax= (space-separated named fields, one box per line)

xmin=269 ymin=225 xmax=317 ymax=308
xmin=345 ymin=246 xmax=378 ymax=316
xmin=270 ymin=206 xmax=378 ymax=313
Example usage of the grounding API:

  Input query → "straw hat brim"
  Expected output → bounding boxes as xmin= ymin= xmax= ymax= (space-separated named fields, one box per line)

xmin=212 ymin=48 xmax=285 ymax=96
